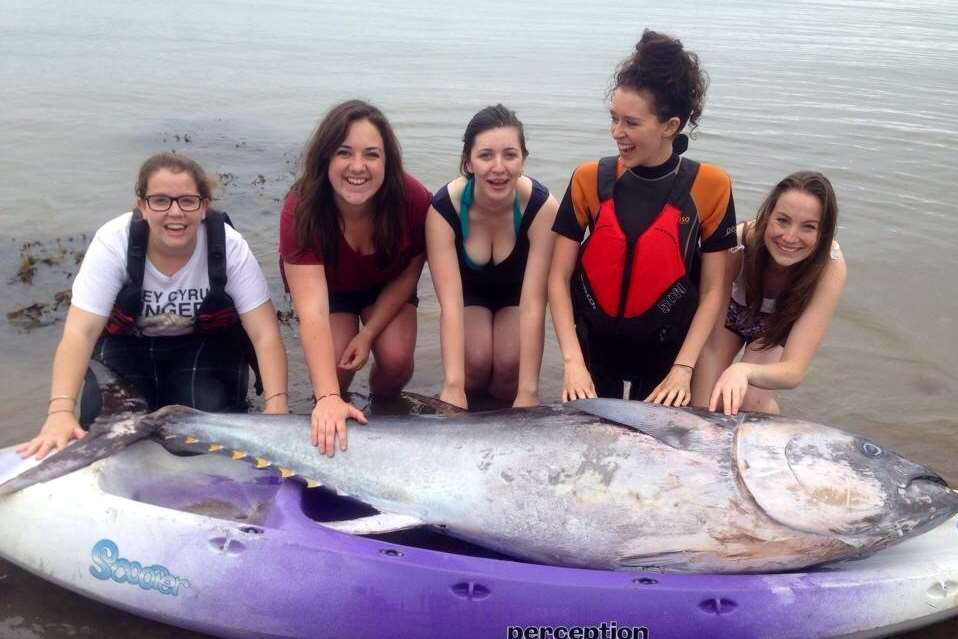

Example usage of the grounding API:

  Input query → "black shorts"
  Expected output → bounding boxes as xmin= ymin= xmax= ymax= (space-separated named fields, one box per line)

xmin=80 ymin=330 xmax=250 ymax=425
xmin=329 ymin=286 xmax=419 ymax=315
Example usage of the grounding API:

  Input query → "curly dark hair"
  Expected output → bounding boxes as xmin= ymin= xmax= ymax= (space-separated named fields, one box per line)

xmin=613 ymin=30 xmax=709 ymax=134
xmin=290 ymin=99 xmax=406 ymax=269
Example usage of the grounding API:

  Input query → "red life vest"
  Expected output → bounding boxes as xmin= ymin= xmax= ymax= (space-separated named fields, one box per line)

xmin=573 ymin=156 xmax=702 ymax=342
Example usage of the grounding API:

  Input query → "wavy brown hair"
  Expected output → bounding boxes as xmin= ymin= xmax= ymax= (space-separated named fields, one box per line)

xmin=612 ymin=29 xmax=709 ymax=135
xmin=291 ymin=100 xmax=406 ymax=269
xmin=744 ymin=171 xmax=839 ymax=348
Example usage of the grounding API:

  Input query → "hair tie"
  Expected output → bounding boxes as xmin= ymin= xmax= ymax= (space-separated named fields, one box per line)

xmin=672 ymin=133 xmax=689 ymax=155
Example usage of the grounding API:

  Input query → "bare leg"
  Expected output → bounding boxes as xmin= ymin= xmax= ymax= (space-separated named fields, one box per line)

xmin=691 ymin=302 xmax=743 ymax=408
xmin=489 ymin=306 xmax=520 ymax=401
xmin=463 ymin=306 xmax=493 ymax=394
xmin=328 ymin=312 xmax=360 ymax=393
xmin=363 ymin=304 xmax=417 ymax=397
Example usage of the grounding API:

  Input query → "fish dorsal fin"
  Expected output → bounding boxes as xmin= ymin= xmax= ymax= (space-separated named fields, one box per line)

xmin=568 ymin=399 xmax=732 ymax=451
xmin=735 ymin=415 xmax=886 ymax=536
xmin=322 ymin=513 xmax=424 ymax=535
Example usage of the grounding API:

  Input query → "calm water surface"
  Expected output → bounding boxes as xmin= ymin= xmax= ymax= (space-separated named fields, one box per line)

xmin=1 ymin=1 xmax=957 ymax=637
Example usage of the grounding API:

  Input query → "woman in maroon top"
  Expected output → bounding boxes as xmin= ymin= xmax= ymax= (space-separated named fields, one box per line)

xmin=280 ymin=100 xmax=431 ymax=456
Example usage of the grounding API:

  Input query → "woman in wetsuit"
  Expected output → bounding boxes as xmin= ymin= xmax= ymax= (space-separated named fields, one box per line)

xmin=549 ymin=30 xmax=737 ymax=405
xmin=280 ymin=100 xmax=432 ymax=454
xmin=691 ymin=171 xmax=846 ymax=415
xmin=427 ymin=104 xmax=558 ymax=409
xmin=19 ymin=152 xmax=289 ymax=460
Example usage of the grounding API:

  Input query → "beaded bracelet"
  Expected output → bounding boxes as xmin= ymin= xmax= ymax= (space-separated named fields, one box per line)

xmin=264 ymin=391 xmax=288 ymax=402
xmin=672 ymin=363 xmax=695 ymax=372
xmin=48 ymin=395 xmax=76 ymax=404
xmin=47 ymin=409 xmax=75 ymax=416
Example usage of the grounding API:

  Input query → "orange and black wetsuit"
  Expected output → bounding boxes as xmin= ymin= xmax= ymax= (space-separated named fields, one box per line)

xmin=552 ymin=153 xmax=736 ymax=399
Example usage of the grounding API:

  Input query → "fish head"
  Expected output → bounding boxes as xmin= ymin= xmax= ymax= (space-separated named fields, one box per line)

xmin=735 ymin=414 xmax=958 ymax=541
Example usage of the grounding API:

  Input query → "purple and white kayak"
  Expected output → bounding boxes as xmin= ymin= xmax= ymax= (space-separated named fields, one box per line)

xmin=0 ymin=441 xmax=955 ymax=639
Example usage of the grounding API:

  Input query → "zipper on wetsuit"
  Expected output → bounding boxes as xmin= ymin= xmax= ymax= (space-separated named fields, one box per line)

xmin=614 ymin=237 xmax=638 ymax=329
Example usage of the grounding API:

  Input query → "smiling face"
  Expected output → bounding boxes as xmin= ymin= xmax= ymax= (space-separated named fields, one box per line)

xmin=464 ymin=126 xmax=525 ymax=206
xmin=609 ymin=87 xmax=679 ymax=169
xmin=763 ymin=189 xmax=823 ymax=268
xmin=327 ymin=118 xmax=386 ymax=213
xmin=137 ymin=169 xmax=208 ymax=258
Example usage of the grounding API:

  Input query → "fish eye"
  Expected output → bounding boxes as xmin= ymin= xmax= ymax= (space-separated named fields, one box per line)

xmin=861 ymin=441 xmax=884 ymax=458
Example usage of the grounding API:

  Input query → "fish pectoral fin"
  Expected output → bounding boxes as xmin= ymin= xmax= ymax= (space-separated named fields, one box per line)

xmin=568 ymin=398 xmax=733 ymax=450
xmin=321 ymin=513 xmax=424 ymax=535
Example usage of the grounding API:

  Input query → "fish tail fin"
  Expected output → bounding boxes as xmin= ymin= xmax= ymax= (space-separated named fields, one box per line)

xmin=0 ymin=361 xmax=159 ymax=496
xmin=0 ymin=411 xmax=159 ymax=496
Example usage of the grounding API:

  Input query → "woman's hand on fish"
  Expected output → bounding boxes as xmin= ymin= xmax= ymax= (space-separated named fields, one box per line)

xmin=646 ymin=365 xmax=693 ymax=407
xmin=17 ymin=412 xmax=86 ymax=460
xmin=440 ymin=384 xmax=468 ymax=410
xmin=709 ymin=362 xmax=751 ymax=415
xmin=561 ymin=361 xmax=597 ymax=402
xmin=310 ymin=394 xmax=367 ymax=457
xmin=338 ymin=331 xmax=373 ymax=372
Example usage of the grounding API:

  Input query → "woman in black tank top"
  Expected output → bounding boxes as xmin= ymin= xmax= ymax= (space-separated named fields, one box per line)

xmin=426 ymin=105 xmax=559 ymax=409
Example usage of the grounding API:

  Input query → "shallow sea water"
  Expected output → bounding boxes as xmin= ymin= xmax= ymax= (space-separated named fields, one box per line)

xmin=1 ymin=1 xmax=957 ymax=636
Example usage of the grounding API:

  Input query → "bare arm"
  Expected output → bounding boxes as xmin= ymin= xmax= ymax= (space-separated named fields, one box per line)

xmin=548 ymin=234 xmax=596 ymax=402
xmin=338 ymin=253 xmax=425 ymax=371
xmin=513 ymin=195 xmax=559 ymax=407
xmin=425 ymin=205 xmax=468 ymax=408
xmin=647 ymin=249 xmax=732 ymax=406
xmin=284 ymin=262 xmax=366 ymax=456
xmin=17 ymin=306 xmax=108 ymax=460
xmin=238 ymin=301 xmax=288 ymax=414
xmin=710 ymin=255 xmax=847 ymax=413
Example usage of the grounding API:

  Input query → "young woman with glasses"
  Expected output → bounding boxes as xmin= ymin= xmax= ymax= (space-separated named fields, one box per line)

xmin=18 ymin=152 xmax=288 ymax=460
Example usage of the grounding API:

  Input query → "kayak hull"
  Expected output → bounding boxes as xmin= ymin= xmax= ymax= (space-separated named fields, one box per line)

xmin=0 ymin=442 xmax=955 ymax=639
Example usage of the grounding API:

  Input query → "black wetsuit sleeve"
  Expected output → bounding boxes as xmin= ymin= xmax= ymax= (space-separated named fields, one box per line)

xmin=701 ymin=191 xmax=737 ymax=252
xmin=552 ymin=179 xmax=587 ymax=242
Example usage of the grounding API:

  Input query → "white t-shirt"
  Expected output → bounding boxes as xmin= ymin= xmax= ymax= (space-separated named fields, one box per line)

xmin=72 ymin=212 xmax=271 ymax=337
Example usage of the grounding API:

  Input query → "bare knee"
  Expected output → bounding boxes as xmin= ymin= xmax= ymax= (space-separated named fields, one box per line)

xmin=369 ymin=341 xmax=414 ymax=396
xmin=741 ymin=390 xmax=780 ymax=414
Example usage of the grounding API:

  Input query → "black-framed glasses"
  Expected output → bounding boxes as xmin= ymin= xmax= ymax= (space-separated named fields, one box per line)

xmin=143 ymin=194 xmax=205 ymax=212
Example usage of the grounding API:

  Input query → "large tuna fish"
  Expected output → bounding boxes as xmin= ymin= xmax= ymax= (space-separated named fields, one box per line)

xmin=3 ymin=376 xmax=956 ymax=574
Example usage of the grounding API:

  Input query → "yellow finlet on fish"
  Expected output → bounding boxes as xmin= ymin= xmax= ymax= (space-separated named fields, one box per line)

xmin=208 ymin=444 xmax=224 ymax=453
xmin=255 ymin=458 xmax=271 ymax=469
xmin=279 ymin=468 xmax=295 ymax=478
xmin=184 ymin=436 xmax=199 ymax=445
xmin=305 ymin=479 xmax=320 ymax=489
xmin=231 ymin=451 xmax=247 ymax=460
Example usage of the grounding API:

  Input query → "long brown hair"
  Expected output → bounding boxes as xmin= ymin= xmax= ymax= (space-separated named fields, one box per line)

xmin=291 ymin=100 xmax=407 ymax=269
xmin=744 ymin=171 xmax=838 ymax=348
